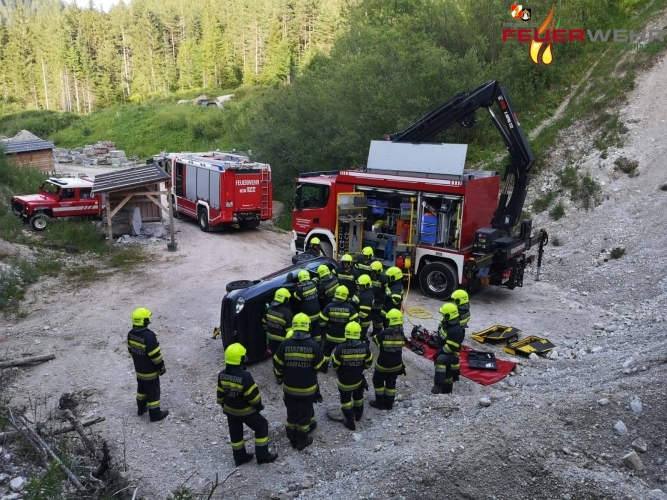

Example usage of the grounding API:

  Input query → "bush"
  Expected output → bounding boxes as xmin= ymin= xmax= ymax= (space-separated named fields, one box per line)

xmin=614 ymin=156 xmax=639 ymax=177
xmin=550 ymin=201 xmax=565 ymax=220
xmin=532 ymin=190 xmax=557 ymax=213
xmin=610 ymin=247 xmax=625 ymax=259
xmin=574 ymin=173 xmax=602 ymax=209
xmin=551 ymin=235 xmax=562 ymax=246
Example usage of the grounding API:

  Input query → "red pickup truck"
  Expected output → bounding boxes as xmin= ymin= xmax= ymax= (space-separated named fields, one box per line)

xmin=11 ymin=177 xmax=103 ymax=231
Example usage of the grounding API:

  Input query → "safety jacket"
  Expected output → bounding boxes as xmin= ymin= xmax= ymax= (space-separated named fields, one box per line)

xmin=127 ymin=327 xmax=165 ymax=380
xmin=293 ymin=279 xmax=321 ymax=322
xmin=382 ymin=281 xmax=404 ymax=316
xmin=216 ymin=365 xmax=263 ymax=417
xmin=318 ymin=275 xmax=340 ymax=308
xmin=438 ymin=319 xmax=465 ymax=355
xmin=335 ymin=265 xmax=359 ymax=297
xmin=273 ymin=336 xmax=325 ymax=398
xmin=371 ymin=273 xmax=388 ymax=310
xmin=372 ymin=326 xmax=405 ymax=372
xmin=319 ymin=300 xmax=359 ymax=343
xmin=332 ymin=340 xmax=373 ymax=391
xmin=356 ymin=258 xmax=374 ymax=274
xmin=351 ymin=288 xmax=374 ymax=330
xmin=458 ymin=304 xmax=471 ymax=328
xmin=262 ymin=301 xmax=294 ymax=343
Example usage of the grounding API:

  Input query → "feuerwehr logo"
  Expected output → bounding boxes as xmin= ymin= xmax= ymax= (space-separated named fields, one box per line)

xmin=511 ymin=5 xmax=531 ymax=21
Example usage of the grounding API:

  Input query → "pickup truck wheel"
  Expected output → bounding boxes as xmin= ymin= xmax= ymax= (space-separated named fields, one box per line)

xmin=172 ymin=197 xmax=180 ymax=219
xmin=419 ymin=261 xmax=457 ymax=300
xmin=226 ymin=280 xmax=254 ymax=292
xmin=198 ymin=208 xmax=209 ymax=232
xmin=30 ymin=213 xmax=51 ymax=231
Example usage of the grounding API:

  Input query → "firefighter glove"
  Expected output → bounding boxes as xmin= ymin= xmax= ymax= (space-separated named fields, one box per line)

xmin=399 ymin=364 xmax=406 ymax=376
xmin=159 ymin=365 xmax=166 ymax=376
xmin=255 ymin=402 xmax=265 ymax=412
xmin=362 ymin=377 xmax=369 ymax=391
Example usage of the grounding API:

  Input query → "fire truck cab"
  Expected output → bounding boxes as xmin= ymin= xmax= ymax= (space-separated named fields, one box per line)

xmin=157 ymin=151 xmax=273 ymax=231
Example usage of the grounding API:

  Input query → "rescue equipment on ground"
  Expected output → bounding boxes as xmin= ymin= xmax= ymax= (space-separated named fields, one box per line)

xmin=471 ymin=325 xmax=521 ymax=343
xmin=502 ymin=335 xmax=556 ymax=356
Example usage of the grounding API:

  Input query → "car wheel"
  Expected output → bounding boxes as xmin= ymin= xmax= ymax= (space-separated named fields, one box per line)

xmin=226 ymin=280 xmax=254 ymax=292
xmin=30 ymin=213 xmax=51 ymax=231
xmin=419 ymin=261 xmax=457 ymax=300
xmin=198 ymin=208 xmax=209 ymax=232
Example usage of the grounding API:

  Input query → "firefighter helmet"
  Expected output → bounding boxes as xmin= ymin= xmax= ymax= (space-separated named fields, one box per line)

xmin=292 ymin=313 xmax=311 ymax=332
xmin=131 ymin=307 xmax=152 ymax=327
xmin=310 ymin=237 xmax=321 ymax=246
xmin=274 ymin=288 xmax=291 ymax=304
xmin=317 ymin=264 xmax=331 ymax=278
xmin=225 ymin=343 xmax=247 ymax=366
xmin=386 ymin=266 xmax=403 ymax=282
xmin=370 ymin=261 xmax=383 ymax=272
xmin=362 ymin=246 xmax=374 ymax=258
xmin=451 ymin=289 xmax=469 ymax=306
xmin=341 ymin=254 xmax=354 ymax=263
xmin=356 ymin=274 xmax=372 ymax=288
xmin=386 ymin=308 xmax=403 ymax=327
xmin=298 ymin=270 xmax=311 ymax=282
xmin=439 ymin=302 xmax=460 ymax=321
xmin=334 ymin=285 xmax=349 ymax=301
xmin=344 ymin=321 xmax=362 ymax=340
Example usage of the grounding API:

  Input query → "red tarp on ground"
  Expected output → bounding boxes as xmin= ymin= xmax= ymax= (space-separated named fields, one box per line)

xmin=404 ymin=339 xmax=516 ymax=386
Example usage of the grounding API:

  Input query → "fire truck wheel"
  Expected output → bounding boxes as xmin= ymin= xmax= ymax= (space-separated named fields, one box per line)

xmin=30 ymin=213 xmax=51 ymax=231
xmin=419 ymin=261 xmax=457 ymax=300
xmin=226 ymin=280 xmax=254 ymax=292
xmin=198 ymin=208 xmax=209 ymax=232
xmin=320 ymin=242 xmax=333 ymax=258
xmin=172 ymin=197 xmax=180 ymax=219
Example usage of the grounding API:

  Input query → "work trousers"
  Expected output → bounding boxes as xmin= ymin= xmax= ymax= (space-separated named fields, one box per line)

xmin=227 ymin=412 xmax=270 ymax=462
xmin=321 ymin=339 xmax=344 ymax=372
xmin=371 ymin=309 xmax=384 ymax=335
xmin=339 ymin=386 xmax=364 ymax=422
xmin=284 ymin=394 xmax=315 ymax=448
xmin=372 ymin=370 xmax=398 ymax=408
xmin=136 ymin=377 xmax=160 ymax=412
xmin=268 ymin=339 xmax=284 ymax=356
xmin=434 ymin=352 xmax=460 ymax=393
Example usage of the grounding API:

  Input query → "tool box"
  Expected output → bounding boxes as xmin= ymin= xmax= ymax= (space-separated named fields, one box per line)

xmin=502 ymin=336 xmax=556 ymax=356
xmin=471 ymin=325 xmax=522 ymax=343
xmin=466 ymin=351 xmax=498 ymax=370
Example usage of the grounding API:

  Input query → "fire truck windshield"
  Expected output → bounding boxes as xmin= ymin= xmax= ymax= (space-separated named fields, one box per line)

xmin=295 ymin=183 xmax=330 ymax=210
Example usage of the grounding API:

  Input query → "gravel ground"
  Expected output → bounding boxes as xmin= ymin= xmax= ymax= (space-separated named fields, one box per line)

xmin=2 ymin=46 xmax=667 ymax=500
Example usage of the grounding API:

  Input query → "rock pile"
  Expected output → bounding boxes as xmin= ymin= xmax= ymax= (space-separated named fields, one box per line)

xmin=54 ymin=141 xmax=141 ymax=168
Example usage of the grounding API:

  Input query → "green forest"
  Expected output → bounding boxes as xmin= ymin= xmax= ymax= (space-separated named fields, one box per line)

xmin=0 ymin=0 xmax=660 ymax=219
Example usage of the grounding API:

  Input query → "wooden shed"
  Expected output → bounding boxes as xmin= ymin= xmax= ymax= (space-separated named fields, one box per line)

xmin=0 ymin=134 xmax=55 ymax=172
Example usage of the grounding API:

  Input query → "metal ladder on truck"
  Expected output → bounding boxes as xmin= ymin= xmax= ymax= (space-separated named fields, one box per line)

xmin=260 ymin=167 xmax=271 ymax=219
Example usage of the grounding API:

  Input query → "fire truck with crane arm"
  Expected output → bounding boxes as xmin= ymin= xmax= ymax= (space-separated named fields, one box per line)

xmin=290 ymin=80 xmax=548 ymax=299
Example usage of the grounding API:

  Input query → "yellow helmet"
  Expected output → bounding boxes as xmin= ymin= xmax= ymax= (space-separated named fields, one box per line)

xmin=356 ymin=274 xmax=372 ymax=288
xmin=298 ymin=270 xmax=311 ymax=282
xmin=344 ymin=321 xmax=362 ymax=340
xmin=317 ymin=264 xmax=331 ymax=278
xmin=131 ymin=307 xmax=152 ymax=327
xmin=451 ymin=289 xmax=469 ymax=306
xmin=341 ymin=254 xmax=354 ymax=263
xmin=292 ymin=313 xmax=311 ymax=332
xmin=334 ymin=285 xmax=349 ymax=301
xmin=370 ymin=261 xmax=383 ymax=272
xmin=362 ymin=246 xmax=374 ymax=258
xmin=274 ymin=288 xmax=291 ymax=304
xmin=310 ymin=237 xmax=321 ymax=246
xmin=386 ymin=308 xmax=403 ymax=327
xmin=225 ymin=343 xmax=247 ymax=366
xmin=386 ymin=266 xmax=403 ymax=282
xmin=439 ymin=302 xmax=459 ymax=321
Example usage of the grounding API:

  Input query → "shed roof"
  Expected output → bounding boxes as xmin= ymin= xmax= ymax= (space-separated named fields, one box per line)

xmin=91 ymin=164 xmax=170 ymax=195
xmin=1 ymin=138 xmax=55 ymax=154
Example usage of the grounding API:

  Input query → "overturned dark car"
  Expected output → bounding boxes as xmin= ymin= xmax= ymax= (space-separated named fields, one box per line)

xmin=219 ymin=256 xmax=337 ymax=364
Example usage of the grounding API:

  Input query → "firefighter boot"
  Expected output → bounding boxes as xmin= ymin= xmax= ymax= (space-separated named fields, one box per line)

xmin=354 ymin=406 xmax=364 ymax=422
xmin=443 ymin=382 xmax=453 ymax=394
xmin=137 ymin=401 xmax=147 ymax=417
xmin=149 ymin=408 xmax=169 ymax=422
xmin=369 ymin=394 xmax=385 ymax=409
xmin=342 ymin=409 xmax=355 ymax=430
xmin=385 ymin=395 xmax=395 ymax=410
xmin=452 ymin=369 xmax=460 ymax=383
xmin=256 ymin=449 xmax=279 ymax=465
xmin=296 ymin=432 xmax=313 ymax=451
xmin=431 ymin=384 xmax=443 ymax=394
xmin=286 ymin=426 xmax=297 ymax=449
xmin=233 ymin=448 xmax=255 ymax=467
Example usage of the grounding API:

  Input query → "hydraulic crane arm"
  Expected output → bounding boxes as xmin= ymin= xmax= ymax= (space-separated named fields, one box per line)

xmin=387 ymin=80 xmax=535 ymax=235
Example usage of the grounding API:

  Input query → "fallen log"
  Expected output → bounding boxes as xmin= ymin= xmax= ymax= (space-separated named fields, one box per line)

xmin=0 ymin=416 xmax=105 ymax=442
xmin=95 ymin=206 xmax=142 ymax=237
xmin=0 ymin=353 xmax=55 ymax=369
xmin=63 ymin=409 xmax=97 ymax=457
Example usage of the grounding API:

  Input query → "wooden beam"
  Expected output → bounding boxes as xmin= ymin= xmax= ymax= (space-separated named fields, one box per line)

xmin=106 ymin=195 xmax=113 ymax=248
xmin=167 ymin=190 xmax=176 ymax=250
xmin=142 ymin=193 xmax=171 ymax=215
xmin=109 ymin=194 xmax=132 ymax=218
xmin=108 ymin=190 xmax=168 ymax=197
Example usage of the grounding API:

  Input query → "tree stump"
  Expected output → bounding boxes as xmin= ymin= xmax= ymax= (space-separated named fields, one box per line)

xmin=95 ymin=206 xmax=142 ymax=237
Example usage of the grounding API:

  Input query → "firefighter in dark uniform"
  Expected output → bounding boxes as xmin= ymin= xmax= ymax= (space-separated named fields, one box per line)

xmin=432 ymin=302 xmax=465 ymax=394
xmin=294 ymin=270 xmax=322 ymax=343
xmin=127 ymin=307 xmax=168 ymax=422
xmin=370 ymin=308 xmax=406 ymax=410
xmin=335 ymin=254 xmax=359 ymax=296
xmin=451 ymin=289 xmax=471 ymax=332
xmin=351 ymin=274 xmax=374 ymax=343
xmin=319 ymin=285 xmax=359 ymax=372
xmin=317 ymin=264 xmax=339 ymax=310
xmin=369 ymin=261 xmax=388 ymax=335
xmin=304 ymin=236 xmax=325 ymax=257
xmin=381 ymin=266 xmax=404 ymax=328
xmin=262 ymin=288 xmax=294 ymax=357
xmin=217 ymin=343 xmax=278 ymax=466
xmin=356 ymin=246 xmax=375 ymax=273
xmin=332 ymin=321 xmax=373 ymax=430
xmin=273 ymin=313 xmax=325 ymax=451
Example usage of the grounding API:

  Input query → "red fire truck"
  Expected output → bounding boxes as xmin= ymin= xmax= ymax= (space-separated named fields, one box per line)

xmin=156 ymin=151 xmax=273 ymax=231
xmin=291 ymin=81 xmax=548 ymax=299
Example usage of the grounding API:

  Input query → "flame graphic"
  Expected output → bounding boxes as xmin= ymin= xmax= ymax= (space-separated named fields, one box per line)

xmin=530 ymin=5 xmax=555 ymax=65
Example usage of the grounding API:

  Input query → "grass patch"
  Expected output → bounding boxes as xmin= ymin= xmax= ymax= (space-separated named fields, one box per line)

xmin=592 ymin=112 xmax=629 ymax=151
xmin=556 ymin=166 xmax=602 ymax=210
xmin=614 ymin=156 xmax=639 ymax=177
xmin=549 ymin=201 xmax=565 ymax=221
xmin=65 ymin=265 xmax=98 ymax=283
xmin=43 ymin=220 xmax=108 ymax=255
xmin=24 ymin=461 xmax=67 ymax=500
xmin=610 ymin=247 xmax=626 ymax=259
xmin=532 ymin=190 xmax=557 ymax=213
xmin=109 ymin=248 xmax=150 ymax=267
xmin=0 ymin=257 xmax=43 ymax=314
xmin=551 ymin=235 xmax=562 ymax=247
